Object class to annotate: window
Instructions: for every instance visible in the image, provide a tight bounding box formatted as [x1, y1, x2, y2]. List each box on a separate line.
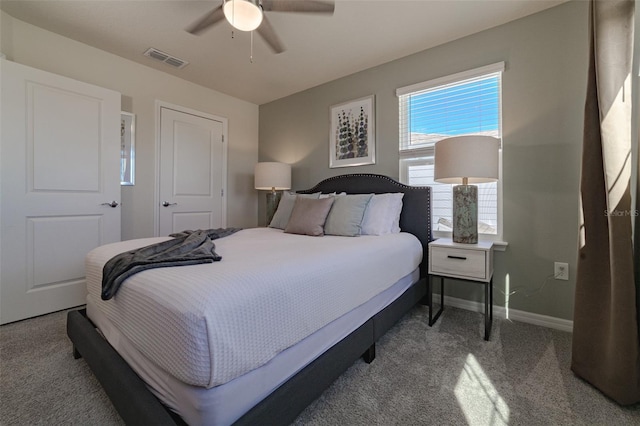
[397, 62, 504, 239]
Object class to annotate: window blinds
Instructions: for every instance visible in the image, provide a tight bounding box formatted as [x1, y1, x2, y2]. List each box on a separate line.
[398, 62, 503, 153]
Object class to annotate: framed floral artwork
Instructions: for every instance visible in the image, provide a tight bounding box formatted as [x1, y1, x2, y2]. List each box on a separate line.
[329, 95, 375, 168]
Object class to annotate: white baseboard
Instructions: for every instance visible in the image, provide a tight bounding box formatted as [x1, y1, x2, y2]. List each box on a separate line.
[434, 294, 573, 332]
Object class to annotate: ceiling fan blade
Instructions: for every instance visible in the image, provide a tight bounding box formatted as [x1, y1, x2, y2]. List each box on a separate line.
[256, 15, 285, 53]
[186, 5, 225, 35]
[261, 0, 335, 14]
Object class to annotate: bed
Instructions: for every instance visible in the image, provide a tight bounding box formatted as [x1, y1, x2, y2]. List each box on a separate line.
[67, 173, 432, 425]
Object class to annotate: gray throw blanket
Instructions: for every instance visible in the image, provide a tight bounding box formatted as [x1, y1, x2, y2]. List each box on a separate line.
[101, 228, 241, 300]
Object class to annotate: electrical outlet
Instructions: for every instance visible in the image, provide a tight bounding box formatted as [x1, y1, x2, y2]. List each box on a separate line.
[554, 262, 569, 280]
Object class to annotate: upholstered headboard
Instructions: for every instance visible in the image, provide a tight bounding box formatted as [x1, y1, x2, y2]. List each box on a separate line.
[298, 174, 433, 276]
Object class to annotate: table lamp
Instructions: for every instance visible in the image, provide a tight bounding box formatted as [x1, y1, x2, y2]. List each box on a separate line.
[255, 162, 291, 225]
[434, 135, 499, 244]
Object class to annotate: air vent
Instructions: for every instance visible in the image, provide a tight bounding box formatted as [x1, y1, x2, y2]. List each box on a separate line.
[143, 48, 189, 69]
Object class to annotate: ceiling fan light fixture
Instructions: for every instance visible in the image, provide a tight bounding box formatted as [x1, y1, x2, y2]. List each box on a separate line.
[223, 0, 263, 32]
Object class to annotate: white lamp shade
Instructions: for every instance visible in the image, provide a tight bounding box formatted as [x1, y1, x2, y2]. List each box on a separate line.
[434, 135, 500, 184]
[254, 162, 291, 190]
[223, 0, 263, 31]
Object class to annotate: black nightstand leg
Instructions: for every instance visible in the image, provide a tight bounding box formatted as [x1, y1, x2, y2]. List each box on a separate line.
[429, 275, 444, 326]
[490, 277, 494, 321]
[484, 278, 493, 341]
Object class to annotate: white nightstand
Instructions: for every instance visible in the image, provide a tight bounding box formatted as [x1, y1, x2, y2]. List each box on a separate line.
[428, 238, 495, 340]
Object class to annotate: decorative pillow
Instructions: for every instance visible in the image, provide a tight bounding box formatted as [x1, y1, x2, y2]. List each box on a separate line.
[269, 192, 320, 229]
[284, 197, 335, 236]
[324, 194, 373, 237]
[361, 193, 404, 235]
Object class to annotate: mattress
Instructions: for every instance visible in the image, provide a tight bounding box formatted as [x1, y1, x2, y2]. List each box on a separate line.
[87, 268, 419, 425]
[85, 228, 422, 388]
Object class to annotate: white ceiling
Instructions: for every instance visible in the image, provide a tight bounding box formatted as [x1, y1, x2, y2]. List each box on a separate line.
[1, 0, 567, 105]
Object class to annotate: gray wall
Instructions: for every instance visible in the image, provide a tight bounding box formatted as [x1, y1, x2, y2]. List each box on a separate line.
[259, 1, 589, 320]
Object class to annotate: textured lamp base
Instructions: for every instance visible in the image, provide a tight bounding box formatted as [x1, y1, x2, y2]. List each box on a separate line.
[265, 191, 282, 225]
[452, 184, 478, 244]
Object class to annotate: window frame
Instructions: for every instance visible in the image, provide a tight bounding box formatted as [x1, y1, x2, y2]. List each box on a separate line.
[397, 62, 505, 243]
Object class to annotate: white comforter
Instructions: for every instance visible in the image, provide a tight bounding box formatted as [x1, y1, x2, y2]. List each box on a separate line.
[85, 228, 422, 389]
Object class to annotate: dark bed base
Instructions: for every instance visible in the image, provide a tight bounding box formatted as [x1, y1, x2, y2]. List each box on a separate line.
[67, 278, 426, 425]
[67, 309, 179, 425]
[67, 173, 432, 425]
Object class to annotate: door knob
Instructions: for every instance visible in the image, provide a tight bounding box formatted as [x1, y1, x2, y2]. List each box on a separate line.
[101, 201, 119, 208]
[162, 201, 177, 207]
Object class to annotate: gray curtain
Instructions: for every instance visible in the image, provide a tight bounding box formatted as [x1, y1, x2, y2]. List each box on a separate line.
[636, 124, 639, 336]
[572, 0, 639, 405]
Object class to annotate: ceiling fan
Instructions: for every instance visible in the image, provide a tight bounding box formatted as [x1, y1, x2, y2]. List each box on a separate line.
[186, 0, 335, 54]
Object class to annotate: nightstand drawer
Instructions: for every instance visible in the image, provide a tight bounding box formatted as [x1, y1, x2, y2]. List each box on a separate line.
[430, 247, 487, 280]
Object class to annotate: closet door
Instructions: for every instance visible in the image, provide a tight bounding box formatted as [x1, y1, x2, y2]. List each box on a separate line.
[158, 106, 226, 236]
[0, 59, 121, 324]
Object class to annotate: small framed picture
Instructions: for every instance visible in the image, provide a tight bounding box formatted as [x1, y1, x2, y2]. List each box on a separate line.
[329, 95, 375, 168]
[120, 112, 135, 186]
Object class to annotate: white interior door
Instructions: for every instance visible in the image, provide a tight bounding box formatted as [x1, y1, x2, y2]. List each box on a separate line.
[0, 59, 121, 324]
[159, 106, 226, 236]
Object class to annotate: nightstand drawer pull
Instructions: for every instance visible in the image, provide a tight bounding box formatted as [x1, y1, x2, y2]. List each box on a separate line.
[447, 255, 467, 260]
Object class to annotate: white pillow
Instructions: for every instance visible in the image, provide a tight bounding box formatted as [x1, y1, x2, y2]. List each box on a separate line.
[269, 192, 320, 229]
[360, 193, 404, 235]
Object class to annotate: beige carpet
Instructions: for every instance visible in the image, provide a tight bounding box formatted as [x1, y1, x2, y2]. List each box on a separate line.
[1, 305, 639, 425]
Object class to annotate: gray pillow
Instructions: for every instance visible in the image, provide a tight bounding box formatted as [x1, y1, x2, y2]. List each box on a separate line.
[284, 197, 335, 236]
[324, 194, 373, 237]
[269, 192, 320, 229]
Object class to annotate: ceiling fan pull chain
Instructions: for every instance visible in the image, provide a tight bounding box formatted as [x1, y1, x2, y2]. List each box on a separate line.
[250, 30, 254, 63]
